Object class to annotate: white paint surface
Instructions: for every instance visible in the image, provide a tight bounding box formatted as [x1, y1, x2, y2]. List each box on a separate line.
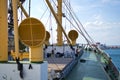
[0, 61, 48, 80]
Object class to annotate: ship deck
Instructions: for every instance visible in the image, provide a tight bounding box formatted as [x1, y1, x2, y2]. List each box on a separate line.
[64, 51, 110, 80]
[45, 57, 73, 72]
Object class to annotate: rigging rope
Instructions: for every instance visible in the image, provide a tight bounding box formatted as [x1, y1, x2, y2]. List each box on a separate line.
[69, 4, 95, 43]
[29, 0, 31, 16]
[63, 0, 95, 47]
[40, 7, 48, 19]
[63, 1, 89, 41]
[64, 0, 102, 50]
[43, 0, 62, 71]
[49, 12, 54, 44]
[51, 0, 57, 8]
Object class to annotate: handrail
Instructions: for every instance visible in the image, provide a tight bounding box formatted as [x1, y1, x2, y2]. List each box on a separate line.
[98, 48, 120, 80]
[59, 49, 84, 79]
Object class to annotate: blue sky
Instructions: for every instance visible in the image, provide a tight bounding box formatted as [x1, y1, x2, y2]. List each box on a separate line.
[22, 0, 120, 45]
[70, 0, 120, 45]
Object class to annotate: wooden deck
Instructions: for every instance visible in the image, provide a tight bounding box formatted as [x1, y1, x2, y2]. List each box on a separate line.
[44, 57, 73, 72]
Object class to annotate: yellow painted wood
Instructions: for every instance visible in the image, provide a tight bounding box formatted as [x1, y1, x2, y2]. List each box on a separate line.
[68, 30, 78, 45]
[44, 31, 50, 45]
[17, 0, 29, 17]
[57, 0, 63, 45]
[0, 0, 8, 61]
[11, 50, 29, 60]
[29, 45, 43, 62]
[12, 0, 19, 58]
[19, 17, 46, 62]
[19, 18, 46, 47]
[46, 0, 71, 45]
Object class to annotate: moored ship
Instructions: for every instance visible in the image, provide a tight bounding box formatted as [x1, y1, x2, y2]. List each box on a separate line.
[0, 0, 120, 80]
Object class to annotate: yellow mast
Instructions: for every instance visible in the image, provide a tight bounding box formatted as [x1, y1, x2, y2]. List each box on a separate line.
[46, 0, 71, 45]
[0, 0, 8, 62]
[57, 0, 63, 45]
[12, 0, 19, 58]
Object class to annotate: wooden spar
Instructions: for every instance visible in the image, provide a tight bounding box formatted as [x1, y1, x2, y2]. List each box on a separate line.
[45, 0, 71, 45]
[17, 0, 29, 17]
[12, 0, 19, 58]
[0, 0, 8, 61]
[57, 0, 63, 45]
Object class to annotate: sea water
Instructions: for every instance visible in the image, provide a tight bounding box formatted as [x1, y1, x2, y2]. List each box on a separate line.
[105, 49, 120, 71]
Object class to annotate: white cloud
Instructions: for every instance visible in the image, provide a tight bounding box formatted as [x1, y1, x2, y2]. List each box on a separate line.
[93, 15, 102, 20]
[84, 20, 120, 32]
[81, 13, 120, 45]
[84, 14, 105, 29]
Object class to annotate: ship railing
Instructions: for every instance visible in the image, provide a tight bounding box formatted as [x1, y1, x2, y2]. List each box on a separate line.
[99, 50, 120, 80]
[118, 72, 120, 80]
[94, 47, 120, 80]
[107, 59, 119, 80]
[59, 49, 84, 80]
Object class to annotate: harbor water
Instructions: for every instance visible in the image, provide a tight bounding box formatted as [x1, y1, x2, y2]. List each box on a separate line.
[105, 49, 120, 71]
